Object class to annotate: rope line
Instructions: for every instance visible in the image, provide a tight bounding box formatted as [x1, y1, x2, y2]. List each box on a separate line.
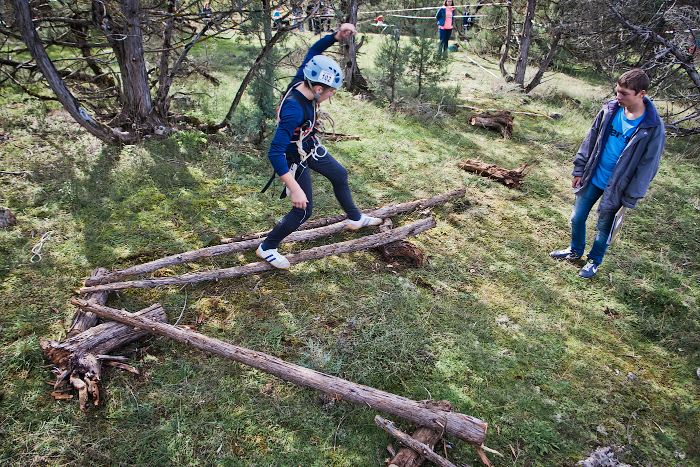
[357, 3, 510, 16]
[30, 231, 55, 263]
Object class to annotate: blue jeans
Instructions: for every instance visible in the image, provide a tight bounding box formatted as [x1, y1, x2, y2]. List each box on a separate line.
[438, 28, 452, 57]
[263, 153, 362, 249]
[570, 184, 616, 266]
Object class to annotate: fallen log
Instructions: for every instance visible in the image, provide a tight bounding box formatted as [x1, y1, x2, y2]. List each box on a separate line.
[79, 217, 436, 294]
[469, 111, 513, 138]
[388, 400, 453, 467]
[222, 188, 465, 242]
[84, 190, 463, 286]
[377, 219, 424, 267]
[41, 303, 166, 411]
[458, 159, 527, 188]
[70, 298, 488, 445]
[66, 267, 109, 338]
[317, 131, 361, 141]
[375, 415, 462, 467]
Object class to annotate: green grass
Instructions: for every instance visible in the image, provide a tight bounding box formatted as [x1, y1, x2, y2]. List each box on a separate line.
[1, 30, 699, 467]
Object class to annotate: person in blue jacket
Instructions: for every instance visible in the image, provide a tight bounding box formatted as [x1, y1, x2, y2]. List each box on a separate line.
[256, 23, 382, 269]
[435, 0, 455, 59]
[550, 69, 665, 278]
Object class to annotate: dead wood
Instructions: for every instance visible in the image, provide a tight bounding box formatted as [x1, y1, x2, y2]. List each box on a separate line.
[222, 188, 466, 242]
[375, 415, 462, 467]
[0, 207, 16, 228]
[389, 400, 453, 467]
[317, 131, 361, 141]
[377, 219, 424, 267]
[458, 159, 527, 188]
[79, 218, 436, 294]
[84, 190, 462, 286]
[41, 303, 166, 411]
[66, 267, 109, 338]
[71, 298, 488, 445]
[469, 111, 514, 138]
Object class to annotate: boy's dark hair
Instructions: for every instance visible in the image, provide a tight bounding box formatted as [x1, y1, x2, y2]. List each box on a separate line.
[617, 69, 650, 94]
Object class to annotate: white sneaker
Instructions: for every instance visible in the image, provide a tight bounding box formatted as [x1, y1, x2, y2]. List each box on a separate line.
[256, 244, 290, 269]
[347, 214, 382, 230]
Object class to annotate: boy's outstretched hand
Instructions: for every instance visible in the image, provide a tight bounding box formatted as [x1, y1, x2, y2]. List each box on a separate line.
[335, 23, 356, 41]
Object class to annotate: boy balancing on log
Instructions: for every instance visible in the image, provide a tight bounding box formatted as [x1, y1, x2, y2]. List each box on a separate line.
[257, 23, 382, 269]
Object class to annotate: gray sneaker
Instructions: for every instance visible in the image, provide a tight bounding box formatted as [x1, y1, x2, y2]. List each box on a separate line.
[550, 247, 581, 261]
[579, 261, 599, 278]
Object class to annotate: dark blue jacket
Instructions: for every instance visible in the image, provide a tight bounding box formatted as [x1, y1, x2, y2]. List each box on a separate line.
[267, 33, 337, 176]
[572, 97, 665, 212]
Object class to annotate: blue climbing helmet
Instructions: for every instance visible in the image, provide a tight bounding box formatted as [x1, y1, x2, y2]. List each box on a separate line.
[303, 55, 343, 88]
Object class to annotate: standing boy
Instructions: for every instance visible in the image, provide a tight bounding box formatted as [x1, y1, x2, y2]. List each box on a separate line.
[550, 69, 665, 278]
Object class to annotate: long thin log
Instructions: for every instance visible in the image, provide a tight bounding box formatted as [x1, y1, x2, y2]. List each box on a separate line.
[375, 416, 463, 467]
[223, 188, 466, 242]
[70, 298, 488, 445]
[459, 159, 527, 188]
[389, 400, 453, 467]
[84, 190, 463, 286]
[79, 218, 436, 294]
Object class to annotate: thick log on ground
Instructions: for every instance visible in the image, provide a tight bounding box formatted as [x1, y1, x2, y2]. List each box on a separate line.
[79, 218, 436, 294]
[71, 298, 488, 445]
[375, 415, 462, 467]
[377, 219, 424, 267]
[469, 111, 513, 138]
[84, 190, 463, 286]
[66, 267, 109, 338]
[41, 303, 166, 411]
[389, 400, 453, 467]
[317, 131, 361, 141]
[459, 159, 527, 188]
[222, 188, 466, 242]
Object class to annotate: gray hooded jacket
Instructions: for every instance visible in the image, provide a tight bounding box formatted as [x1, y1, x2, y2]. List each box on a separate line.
[572, 97, 665, 212]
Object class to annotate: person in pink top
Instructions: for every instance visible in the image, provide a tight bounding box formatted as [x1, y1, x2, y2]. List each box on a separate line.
[435, 0, 455, 59]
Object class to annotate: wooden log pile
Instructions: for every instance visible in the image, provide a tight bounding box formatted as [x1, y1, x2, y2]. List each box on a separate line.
[469, 111, 514, 138]
[459, 158, 527, 188]
[41, 189, 499, 465]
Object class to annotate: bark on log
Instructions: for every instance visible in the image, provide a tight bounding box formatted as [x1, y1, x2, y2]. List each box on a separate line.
[70, 298, 488, 445]
[223, 188, 466, 242]
[459, 159, 527, 188]
[389, 400, 453, 467]
[79, 218, 436, 294]
[84, 190, 463, 286]
[377, 219, 424, 267]
[375, 416, 462, 467]
[66, 267, 109, 338]
[317, 132, 361, 141]
[41, 303, 166, 411]
[468, 111, 514, 138]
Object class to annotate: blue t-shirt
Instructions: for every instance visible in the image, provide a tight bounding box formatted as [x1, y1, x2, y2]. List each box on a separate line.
[592, 107, 645, 189]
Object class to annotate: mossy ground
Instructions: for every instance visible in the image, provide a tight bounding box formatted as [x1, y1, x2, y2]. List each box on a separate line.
[1, 30, 699, 467]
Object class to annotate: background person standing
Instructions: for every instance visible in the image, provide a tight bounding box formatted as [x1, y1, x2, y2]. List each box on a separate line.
[550, 69, 665, 278]
[435, 0, 455, 59]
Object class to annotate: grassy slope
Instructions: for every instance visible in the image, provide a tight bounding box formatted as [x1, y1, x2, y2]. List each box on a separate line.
[1, 31, 699, 466]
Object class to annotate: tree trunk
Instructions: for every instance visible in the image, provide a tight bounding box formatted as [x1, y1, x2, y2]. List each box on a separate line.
[92, 0, 158, 128]
[499, 2, 513, 79]
[78, 218, 437, 293]
[341, 0, 370, 92]
[42, 304, 166, 411]
[514, 0, 537, 86]
[525, 31, 561, 93]
[459, 158, 527, 188]
[388, 400, 453, 467]
[11, 0, 123, 144]
[375, 416, 460, 467]
[71, 298, 489, 445]
[84, 189, 465, 286]
[154, 0, 177, 119]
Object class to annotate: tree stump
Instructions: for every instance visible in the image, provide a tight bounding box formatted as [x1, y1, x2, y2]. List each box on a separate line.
[377, 219, 424, 267]
[469, 111, 514, 138]
[0, 207, 16, 228]
[41, 303, 167, 411]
